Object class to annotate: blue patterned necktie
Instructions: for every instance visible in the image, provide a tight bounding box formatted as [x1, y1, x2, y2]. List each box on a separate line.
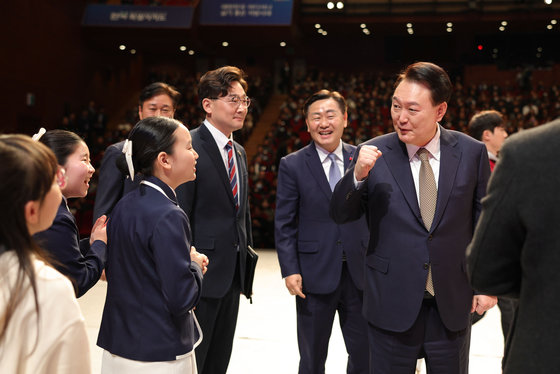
[328, 153, 341, 191]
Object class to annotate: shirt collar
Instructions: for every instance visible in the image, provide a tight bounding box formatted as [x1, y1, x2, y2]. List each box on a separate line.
[487, 151, 498, 162]
[315, 141, 343, 164]
[406, 124, 441, 161]
[144, 175, 178, 204]
[204, 119, 233, 150]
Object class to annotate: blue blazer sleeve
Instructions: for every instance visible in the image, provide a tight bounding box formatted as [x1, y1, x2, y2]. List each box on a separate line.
[274, 156, 302, 278]
[151, 209, 202, 315]
[34, 204, 106, 298]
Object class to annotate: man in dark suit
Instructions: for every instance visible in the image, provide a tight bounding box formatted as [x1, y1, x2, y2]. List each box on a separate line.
[467, 119, 560, 374]
[467, 110, 516, 336]
[176, 66, 253, 374]
[93, 82, 180, 221]
[275, 90, 369, 374]
[330, 62, 497, 373]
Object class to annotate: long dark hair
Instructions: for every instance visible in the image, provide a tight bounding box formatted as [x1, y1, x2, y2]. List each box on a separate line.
[0, 134, 58, 345]
[117, 116, 181, 177]
[39, 129, 83, 166]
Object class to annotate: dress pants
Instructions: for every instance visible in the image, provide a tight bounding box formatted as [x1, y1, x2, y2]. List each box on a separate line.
[296, 262, 369, 374]
[195, 256, 241, 374]
[367, 298, 470, 374]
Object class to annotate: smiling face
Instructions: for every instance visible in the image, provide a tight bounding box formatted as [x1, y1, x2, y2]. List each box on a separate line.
[202, 81, 248, 137]
[306, 98, 347, 153]
[391, 79, 447, 147]
[61, 141, 95, 198]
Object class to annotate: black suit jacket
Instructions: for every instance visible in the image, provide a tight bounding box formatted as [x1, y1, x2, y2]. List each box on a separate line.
[93, 140, 140, 221]
[177, 123, 253, 298]
[467, 119, 560, 374]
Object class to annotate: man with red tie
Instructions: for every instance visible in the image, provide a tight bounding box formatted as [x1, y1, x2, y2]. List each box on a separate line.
[176, 66, 253, 374]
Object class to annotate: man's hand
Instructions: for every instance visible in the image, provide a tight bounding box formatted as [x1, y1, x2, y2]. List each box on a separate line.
[354, 145, 383, 181]
[285, 274, 306, 299]
[471, 295, 498, 315]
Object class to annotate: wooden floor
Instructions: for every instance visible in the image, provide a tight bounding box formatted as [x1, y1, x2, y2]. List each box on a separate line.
[79, 249, 504, 373]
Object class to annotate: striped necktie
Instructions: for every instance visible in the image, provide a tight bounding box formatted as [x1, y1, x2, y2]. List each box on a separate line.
[225, 141, 239, 209]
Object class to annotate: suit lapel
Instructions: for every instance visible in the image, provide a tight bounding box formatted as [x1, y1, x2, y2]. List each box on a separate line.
[383, 134, 422, 223]
[432, 126, 461, 231]
[234, 142, 246, 214]
[342, 143, 354, 173]
[305, 142, 332, 200]
[198, 124, 237, 207]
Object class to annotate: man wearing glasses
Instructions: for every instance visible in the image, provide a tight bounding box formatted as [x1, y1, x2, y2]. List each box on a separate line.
[177, 66, 253, 374]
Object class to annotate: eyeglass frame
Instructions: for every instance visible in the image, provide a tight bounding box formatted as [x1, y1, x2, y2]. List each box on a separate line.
[210, 95, 251, 108]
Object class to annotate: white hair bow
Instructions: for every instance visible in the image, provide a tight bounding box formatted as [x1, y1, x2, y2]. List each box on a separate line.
[31, 127, 46, 141]
[122, 139, 135, 181]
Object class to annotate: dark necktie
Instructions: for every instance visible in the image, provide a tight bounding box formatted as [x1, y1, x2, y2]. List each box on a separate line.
[225, 141, 239, 209]
[417, 148, 437, 296]
[328, 153, 341, 191]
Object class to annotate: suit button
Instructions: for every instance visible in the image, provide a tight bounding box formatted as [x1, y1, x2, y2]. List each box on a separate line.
[346, 192, 352, 200]
[428, 235, 433, 241]
[337, 240, 342, 245]
[423, 263, 429, 270]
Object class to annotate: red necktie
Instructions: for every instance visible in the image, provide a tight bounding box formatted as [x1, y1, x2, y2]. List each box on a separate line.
[225, 141, 239, 209]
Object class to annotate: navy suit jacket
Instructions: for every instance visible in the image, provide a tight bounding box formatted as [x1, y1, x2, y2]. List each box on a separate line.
[275, 141, 369, 294]
[331, 126, 490, 332]
[93, 140, 140, 222]
[97, 176, 203, 361]
[176, 123, 253, 299]
[34, 199, 106, 297]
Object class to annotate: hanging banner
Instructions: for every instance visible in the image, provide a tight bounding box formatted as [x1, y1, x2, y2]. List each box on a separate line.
[199, 0, 293, 26]
[82, 4, 194, 28]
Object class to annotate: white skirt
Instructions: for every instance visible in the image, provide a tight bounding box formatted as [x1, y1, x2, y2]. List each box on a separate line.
[101, 350, 197, 374]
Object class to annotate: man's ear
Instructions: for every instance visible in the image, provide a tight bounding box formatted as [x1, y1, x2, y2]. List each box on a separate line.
[482, 129, 492, 141]
[25, 200, 39, 227]
[202, 98, 213, 115]
[138, 105, 144, 120]
[436, 102, 448, 122]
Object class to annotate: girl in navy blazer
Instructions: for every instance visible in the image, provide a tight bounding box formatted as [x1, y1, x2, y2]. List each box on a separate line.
[97, 116, 207, 373]
[34, 130, 107, 297]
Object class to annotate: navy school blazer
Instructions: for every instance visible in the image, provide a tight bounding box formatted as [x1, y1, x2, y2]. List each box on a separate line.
[34, 199, 106, 297]
[97, 176, 203, 362]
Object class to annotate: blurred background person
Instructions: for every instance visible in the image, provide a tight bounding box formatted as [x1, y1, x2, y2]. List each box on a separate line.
[93, 82, 181, 221]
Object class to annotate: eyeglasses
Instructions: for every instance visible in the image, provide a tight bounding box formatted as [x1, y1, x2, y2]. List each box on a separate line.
[212, 95, 251, 108]
[56, 167, 67, 189]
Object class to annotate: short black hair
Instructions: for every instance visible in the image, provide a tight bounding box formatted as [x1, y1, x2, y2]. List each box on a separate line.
[395, 62, 452, 105]
[468, 110, 504, 141]
[139, 82, 181, 109]
[198, 66, 248, 110]
[302, 89, 347, 118]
